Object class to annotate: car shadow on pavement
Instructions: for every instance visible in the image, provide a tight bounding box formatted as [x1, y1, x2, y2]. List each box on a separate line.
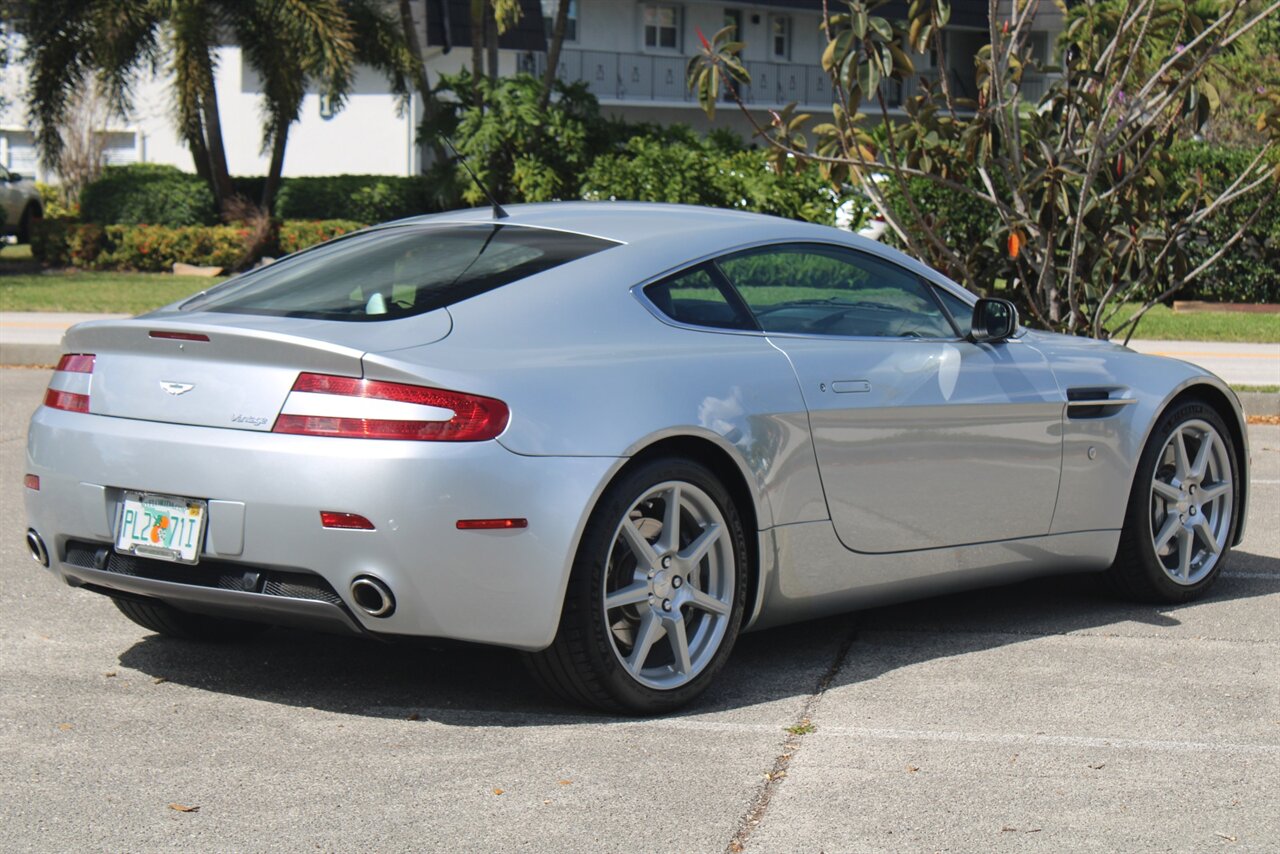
[115, 554, 1279, 725]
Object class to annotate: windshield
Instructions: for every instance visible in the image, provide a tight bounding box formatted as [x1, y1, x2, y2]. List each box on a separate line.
[182, 223, 618, 321]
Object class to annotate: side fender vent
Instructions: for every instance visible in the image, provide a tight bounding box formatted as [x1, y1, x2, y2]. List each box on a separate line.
[1066, 387, 1137, 419]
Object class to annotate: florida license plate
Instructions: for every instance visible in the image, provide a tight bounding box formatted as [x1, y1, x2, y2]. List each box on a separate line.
[116, 493, 207, 564]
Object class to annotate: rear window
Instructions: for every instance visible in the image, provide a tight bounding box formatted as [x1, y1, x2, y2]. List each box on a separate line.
[181, 223, 618, 321]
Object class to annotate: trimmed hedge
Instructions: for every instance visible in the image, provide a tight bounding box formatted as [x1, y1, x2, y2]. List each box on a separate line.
[76, 164, 434, 227]
[32, 219, 366, 271]
[79, 164, 217, 227]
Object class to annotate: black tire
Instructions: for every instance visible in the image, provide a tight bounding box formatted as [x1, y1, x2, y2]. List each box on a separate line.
[16, 203, 41, 245]
[112, 596, 269, 642]
[526, 457, 749, 714]
[1108, 399, 1240, 603]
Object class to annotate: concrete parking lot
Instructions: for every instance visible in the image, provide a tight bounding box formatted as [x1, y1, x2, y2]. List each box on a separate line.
[1, 365, 1277, 852]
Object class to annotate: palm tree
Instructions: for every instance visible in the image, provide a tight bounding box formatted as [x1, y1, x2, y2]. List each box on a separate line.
[23, 0, 418, 216]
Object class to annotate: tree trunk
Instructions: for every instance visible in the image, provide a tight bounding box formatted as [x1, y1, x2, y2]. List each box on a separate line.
[398, 0, 448, 164]
[184, 114, 213, 186]
[485, 3, 499, 80]
[539, 0, 571, 108]
[470, 0, 486, 83]
[196, 70, 235, 216]
[261, 122, 289, 214]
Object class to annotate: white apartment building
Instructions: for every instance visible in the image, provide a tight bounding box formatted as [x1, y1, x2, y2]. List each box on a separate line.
[0, 0, 1060, 181]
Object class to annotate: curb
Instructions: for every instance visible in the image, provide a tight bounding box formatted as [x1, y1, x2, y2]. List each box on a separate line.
[1238, 391, 1280, 417]
[0, 342, 59, 367]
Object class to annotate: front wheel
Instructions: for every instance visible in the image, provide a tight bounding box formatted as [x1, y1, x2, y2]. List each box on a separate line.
[1108, 400, 1239, 602]
[527, 457, 748, 714]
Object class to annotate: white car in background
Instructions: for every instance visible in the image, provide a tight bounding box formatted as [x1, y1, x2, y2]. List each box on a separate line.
[0, 164, 44, 244]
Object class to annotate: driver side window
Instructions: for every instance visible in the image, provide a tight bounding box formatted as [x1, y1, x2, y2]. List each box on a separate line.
[715, 244, 955, 338]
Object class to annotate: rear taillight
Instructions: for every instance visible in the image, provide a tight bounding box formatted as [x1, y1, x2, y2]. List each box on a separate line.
[273, 373, 509, 441]
[44, 354, 95, 413]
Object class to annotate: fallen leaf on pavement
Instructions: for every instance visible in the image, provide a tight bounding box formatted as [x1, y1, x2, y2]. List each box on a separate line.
[906, 765, 919, 773]
[1216, 833, 1237, 842]
[152, 676, 167, 684]
[1089, 762, 1106, 770]
[406, 712, 420, 721]
[56, 723, 72, 731]
[104, 671, 117, 678]
[492, 788, 504, 796]
[558, 779, 572, 785]
[168, 803, 199, 813]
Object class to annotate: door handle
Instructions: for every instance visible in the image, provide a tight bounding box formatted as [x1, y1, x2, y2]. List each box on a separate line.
[831, 380, 872, 394]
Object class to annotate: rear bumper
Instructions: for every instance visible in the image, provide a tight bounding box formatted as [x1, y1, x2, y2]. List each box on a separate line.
[25, 407, 620, 650]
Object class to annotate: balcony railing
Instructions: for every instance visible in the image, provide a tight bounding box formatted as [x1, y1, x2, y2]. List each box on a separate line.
[528, 49, 1044, 109]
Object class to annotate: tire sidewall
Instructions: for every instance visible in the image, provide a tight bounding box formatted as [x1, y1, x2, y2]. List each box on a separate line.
[569, 457, 749, 714]
[1126, 400, 1239, 600]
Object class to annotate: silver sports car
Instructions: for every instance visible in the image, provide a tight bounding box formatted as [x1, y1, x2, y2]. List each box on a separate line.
[23, 203, 1248, 713]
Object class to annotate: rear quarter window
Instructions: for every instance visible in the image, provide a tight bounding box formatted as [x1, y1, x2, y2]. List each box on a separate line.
[182, 223, 618, 321]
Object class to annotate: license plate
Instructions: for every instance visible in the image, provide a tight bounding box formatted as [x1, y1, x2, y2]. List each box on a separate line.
[116, 493, 207, 564]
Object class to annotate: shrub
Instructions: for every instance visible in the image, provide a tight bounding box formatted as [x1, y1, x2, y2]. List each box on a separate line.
[581, 128, 838, 225]
[279, 176, 433, 222]
[31, 219, 364, 270]
[278, 220, 366, 255]
[79, 164, 217, 227]
[1166, 142, 1279, 304]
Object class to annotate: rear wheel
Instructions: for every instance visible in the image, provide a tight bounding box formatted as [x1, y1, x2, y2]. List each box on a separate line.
[1108, 400, 1239, 602]
[16, 203, 41, 245]
[112, 597, 269, 641]
[527, 457, 748, 714]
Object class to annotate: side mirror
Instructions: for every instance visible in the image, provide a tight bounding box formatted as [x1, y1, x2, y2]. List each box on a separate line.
[970, 298, 1018, 343]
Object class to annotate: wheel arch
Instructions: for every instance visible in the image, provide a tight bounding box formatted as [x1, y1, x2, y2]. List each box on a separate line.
[1147, 379, 1250, 546]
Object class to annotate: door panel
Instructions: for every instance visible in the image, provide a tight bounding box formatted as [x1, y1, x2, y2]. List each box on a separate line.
[774, 336, 1063, 553]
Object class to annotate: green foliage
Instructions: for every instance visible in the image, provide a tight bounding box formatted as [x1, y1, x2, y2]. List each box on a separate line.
[31, 218, 363, 271]
[691, 0, 1280, 336]
[582, 127, 838, 224]
[1166, 142, 1280, 303]
[278, 219, 365, 255]
[35, 182, 78, 219]
[276, 177, 433, 223]
[79, 164, 217, 227]
[423, 71, 618, 205]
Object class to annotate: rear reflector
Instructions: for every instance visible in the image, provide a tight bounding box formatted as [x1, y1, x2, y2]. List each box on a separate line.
[23, 474, 40, 491]
[55, 354, 95, 373]
[150, 331, 210, 342]
[274, 373, 509, 441]
[456, 518, 528, 530]
[320, 512, 376, 530]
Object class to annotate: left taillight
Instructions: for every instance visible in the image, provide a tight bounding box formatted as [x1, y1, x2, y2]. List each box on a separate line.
[43, 353, 95, 413]
[272, 373, 509, 441]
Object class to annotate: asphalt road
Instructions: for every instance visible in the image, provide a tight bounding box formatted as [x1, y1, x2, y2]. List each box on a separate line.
[2, 366, 1277, 853]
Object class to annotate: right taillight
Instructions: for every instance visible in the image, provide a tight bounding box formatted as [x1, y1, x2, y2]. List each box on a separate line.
[273, 373, 509, 441]
[44, 353, 95, 413]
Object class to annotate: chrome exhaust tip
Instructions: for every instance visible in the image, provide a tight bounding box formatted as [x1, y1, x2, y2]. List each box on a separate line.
[349, 575, 395, 618]
[26, 529, 49, 567]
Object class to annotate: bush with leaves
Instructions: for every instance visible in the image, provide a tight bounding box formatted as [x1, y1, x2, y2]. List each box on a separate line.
[32, 219, 364, 270]
[582, 126, 839, 224]
[79, 164, 217, 227]
[423, 71, 619, 205]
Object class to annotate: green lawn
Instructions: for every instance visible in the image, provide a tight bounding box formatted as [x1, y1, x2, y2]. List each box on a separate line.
[0, 270, 223, 314]
[1111, 303, 1279, 343]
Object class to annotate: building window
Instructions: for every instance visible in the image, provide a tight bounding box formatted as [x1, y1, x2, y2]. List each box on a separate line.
[541, 0, 577, 43]
[644, 5, 680, 50]
[724, 8, 742, 37]
[770, 16, 790, 60]
[1028, 31, 1049, 64]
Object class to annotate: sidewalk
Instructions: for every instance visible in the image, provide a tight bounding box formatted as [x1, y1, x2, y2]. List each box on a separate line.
[1, 311, 1276, 409]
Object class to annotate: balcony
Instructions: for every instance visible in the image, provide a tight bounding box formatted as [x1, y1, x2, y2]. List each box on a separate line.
[529, 49, 1015, 111]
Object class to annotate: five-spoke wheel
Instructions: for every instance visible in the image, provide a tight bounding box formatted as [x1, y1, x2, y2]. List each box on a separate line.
[527, 457, 747, 714]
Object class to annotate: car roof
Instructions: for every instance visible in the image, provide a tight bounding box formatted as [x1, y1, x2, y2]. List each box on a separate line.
[390, 201, 842, 246]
